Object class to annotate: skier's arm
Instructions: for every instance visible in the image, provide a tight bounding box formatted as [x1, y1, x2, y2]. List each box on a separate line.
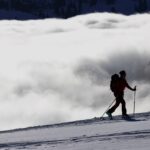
[126, 82, 136, 91]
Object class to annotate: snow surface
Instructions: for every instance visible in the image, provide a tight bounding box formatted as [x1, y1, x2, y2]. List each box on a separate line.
[0, 112, 150, 149]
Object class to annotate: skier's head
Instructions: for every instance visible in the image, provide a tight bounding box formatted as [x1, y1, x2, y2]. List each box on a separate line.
[119, 70, 126, 77]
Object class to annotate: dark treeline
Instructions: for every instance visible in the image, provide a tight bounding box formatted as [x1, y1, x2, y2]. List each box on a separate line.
[0, 0, 149, 19]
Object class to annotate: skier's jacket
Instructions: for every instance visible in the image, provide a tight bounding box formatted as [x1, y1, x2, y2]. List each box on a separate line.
[118, 78, 128, 92]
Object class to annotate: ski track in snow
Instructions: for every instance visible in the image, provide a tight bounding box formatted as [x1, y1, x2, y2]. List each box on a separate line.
[1, 129, 150, 149]
[0, 112, 150, 150]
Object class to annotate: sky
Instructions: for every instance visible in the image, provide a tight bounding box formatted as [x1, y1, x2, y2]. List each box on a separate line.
[0, 13, 150, 130]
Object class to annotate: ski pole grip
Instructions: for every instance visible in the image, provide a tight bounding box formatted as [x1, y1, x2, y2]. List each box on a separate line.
[134, 86, 136, 91]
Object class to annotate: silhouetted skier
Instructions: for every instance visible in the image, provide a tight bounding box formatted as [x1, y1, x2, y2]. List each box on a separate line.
[107, 70, 136, 119]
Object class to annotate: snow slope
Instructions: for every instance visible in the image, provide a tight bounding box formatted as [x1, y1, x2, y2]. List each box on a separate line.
[0, 112, 150, 150]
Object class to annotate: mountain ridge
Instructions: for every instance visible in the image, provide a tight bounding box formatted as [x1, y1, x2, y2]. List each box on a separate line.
[0, 0, 150, 20]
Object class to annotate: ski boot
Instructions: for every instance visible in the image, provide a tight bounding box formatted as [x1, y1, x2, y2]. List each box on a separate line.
[106, 111, 113, 120]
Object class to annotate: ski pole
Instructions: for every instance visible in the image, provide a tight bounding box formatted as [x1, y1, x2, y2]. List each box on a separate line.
[100, 99, 115, 120]
[133, 86, 136, 117]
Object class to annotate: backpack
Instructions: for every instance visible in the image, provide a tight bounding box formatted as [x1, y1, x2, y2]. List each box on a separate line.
[110, 74, 119, 92]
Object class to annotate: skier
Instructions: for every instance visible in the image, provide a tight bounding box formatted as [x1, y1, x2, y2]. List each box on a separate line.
[107, 70, 136, 119]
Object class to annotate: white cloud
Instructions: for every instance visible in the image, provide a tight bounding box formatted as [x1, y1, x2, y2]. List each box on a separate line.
[0, 13, 150, 130]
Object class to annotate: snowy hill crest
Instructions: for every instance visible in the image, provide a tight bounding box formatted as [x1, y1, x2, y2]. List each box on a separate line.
[0, 112, 150, 150]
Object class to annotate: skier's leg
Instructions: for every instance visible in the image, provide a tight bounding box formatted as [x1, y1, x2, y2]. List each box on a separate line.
[107, 98, 120, 114]
[121, 98, 131, 119]
[120, 94, 127, 115]
[121, 99, 127, 115]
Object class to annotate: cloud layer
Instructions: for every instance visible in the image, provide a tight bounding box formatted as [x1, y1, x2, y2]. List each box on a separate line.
[0, 13, 150, 130]
[76, 50, 150, 84]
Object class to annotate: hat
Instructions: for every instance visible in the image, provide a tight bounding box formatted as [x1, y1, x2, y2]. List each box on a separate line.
[119, 70, 126, 75]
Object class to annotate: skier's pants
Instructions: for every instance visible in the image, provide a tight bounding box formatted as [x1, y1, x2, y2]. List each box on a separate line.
[108, 92, 127, 115]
